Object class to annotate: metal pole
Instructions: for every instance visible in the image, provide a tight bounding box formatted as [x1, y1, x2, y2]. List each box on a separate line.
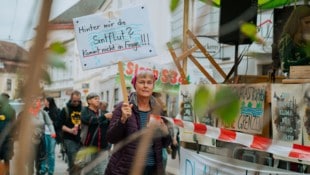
[234, 43, 239, 78]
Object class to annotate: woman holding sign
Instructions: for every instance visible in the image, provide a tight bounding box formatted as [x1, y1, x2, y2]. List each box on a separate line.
[105, 69, 171, 175]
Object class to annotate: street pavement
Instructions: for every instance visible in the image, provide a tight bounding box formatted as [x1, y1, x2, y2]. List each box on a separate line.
[10, 143, 179, 175]
[166, 153, 180, 175]
[54, 145, 68, 175]
[10, 143, 68, 175]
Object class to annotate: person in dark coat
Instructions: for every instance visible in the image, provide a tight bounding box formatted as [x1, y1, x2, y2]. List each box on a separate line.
[80, 92, 110, 174]
[105, 69, 171, 175]
[58, 90, 82, 175]
[0, 93, 16, 175]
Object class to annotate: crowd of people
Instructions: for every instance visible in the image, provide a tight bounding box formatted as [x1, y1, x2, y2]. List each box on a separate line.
[0, 69, 179, 175]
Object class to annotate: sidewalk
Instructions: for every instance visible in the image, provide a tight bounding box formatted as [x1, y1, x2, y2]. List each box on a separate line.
[166, 153, 180, 175]
[54, 144, 68, 175]
[10, 142, 179, 175]
[10, 143, 68, 175]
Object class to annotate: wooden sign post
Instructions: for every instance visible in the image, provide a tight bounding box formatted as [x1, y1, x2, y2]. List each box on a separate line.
[118, 61, 128, 103]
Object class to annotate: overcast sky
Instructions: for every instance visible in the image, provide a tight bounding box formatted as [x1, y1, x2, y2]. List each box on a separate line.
[0, 0, 78, 46]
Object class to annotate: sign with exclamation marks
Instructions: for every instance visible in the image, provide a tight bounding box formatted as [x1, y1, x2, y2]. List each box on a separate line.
[140, 33, 150, 46]
[73, 5, 157, 70]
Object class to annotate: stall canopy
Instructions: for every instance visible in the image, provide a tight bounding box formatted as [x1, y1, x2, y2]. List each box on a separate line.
[210, 0, 297, 9]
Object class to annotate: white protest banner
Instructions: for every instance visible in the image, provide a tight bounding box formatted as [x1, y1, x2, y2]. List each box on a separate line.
[73, 5, 156, 70]
[180, 147, 301, 175]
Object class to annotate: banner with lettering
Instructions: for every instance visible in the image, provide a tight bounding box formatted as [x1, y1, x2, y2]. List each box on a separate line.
[217, 84, 266, 134]
[73, 5, 156, 70]
[116, 61, 183, 94]
[180, 147, 296, 175]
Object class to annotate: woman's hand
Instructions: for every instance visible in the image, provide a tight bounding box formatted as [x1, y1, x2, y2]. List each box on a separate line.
[104, 112, 113, 120]
[51, 133, 56, 138]
[148, 116, 169, 135]
[120, 102, 133, 124]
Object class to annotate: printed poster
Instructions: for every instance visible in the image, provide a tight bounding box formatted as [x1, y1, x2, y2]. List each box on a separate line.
[73, 5, 156, 70]
[220, 84, 267, 134]
[271, 84, 303, 144]
[178, 84, 216, 146]
[302, 84, 310, 146]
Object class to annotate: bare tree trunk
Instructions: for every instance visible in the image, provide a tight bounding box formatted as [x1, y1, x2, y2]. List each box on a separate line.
[14, 0, 52, 174]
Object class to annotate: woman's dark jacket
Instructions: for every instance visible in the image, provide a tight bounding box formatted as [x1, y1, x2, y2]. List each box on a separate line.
[105, 93, 171, 175]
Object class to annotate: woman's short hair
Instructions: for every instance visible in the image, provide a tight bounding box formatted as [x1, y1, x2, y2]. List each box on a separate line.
[131, 68, 158, 89]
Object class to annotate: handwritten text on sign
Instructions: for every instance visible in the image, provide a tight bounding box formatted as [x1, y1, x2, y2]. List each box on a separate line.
[221, 84, 266, 134]
[73, 5, 156, 70]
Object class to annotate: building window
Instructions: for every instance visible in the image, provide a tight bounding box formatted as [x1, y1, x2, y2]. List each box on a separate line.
[114, 88, 119, 104]
[6, 79, 12, 91]
[106, 90, 109, 103]
[101, 91, 104, 100]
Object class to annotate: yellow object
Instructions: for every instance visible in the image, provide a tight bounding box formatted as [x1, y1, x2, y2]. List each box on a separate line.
[0, 115, 6, 120]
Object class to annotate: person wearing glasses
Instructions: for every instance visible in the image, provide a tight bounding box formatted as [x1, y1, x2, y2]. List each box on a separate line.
[105, 69, 171, 175]
[58, 90, 82, 175]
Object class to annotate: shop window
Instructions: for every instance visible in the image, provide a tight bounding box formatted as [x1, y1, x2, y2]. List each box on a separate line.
[101, 91, 104, 100]
[6, 79, 12, 91]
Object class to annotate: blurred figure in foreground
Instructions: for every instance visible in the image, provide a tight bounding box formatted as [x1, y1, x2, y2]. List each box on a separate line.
[17, 96, 56, 175]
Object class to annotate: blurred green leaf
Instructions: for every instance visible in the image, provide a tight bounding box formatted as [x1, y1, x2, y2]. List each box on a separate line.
[49, 42, 67, 54]
[47, 54, 66, 69]
[240, 23, 265, 44]
[42, 69, 52, 85]
[213, 86, 240, 125]
[75, 147, 98, 162]
[193, 85, 212, 118]
[170, 0, 180, 12]
[240, 23, 257, 40]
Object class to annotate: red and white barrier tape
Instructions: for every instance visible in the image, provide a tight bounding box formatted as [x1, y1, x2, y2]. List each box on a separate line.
[152, 115, 310, 161]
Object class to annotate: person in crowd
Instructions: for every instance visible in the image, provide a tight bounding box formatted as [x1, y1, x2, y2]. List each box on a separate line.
[278, 5, 310, 75]
[99, 101, 109, 113]
[80, 93, 111, 174]
[105, 69, 171, 175]
[58, 90, 82, 174]
[40, 96, 60, 175]
[152, 92, 168, 172]
[18, 95, 56, 175]
[99, 101, 113, 120]
[0, 93, 16, 175]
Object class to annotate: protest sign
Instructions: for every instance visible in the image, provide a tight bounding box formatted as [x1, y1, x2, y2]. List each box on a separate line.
[73, 5, 156, 70]
[116, 61, 182, 94]
[271, 84, 303, 144]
